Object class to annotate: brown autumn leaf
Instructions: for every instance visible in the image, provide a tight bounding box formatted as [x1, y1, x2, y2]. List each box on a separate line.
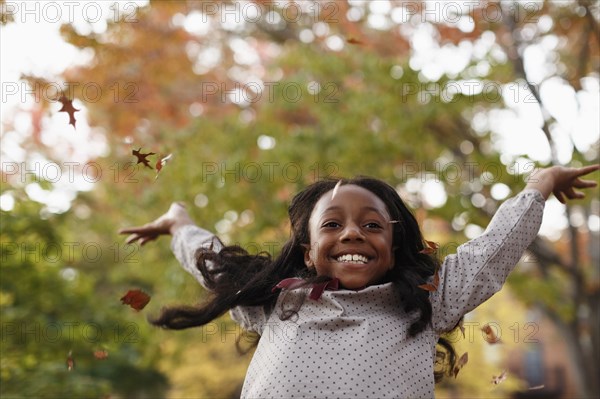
[418, 269, 440, 292]
[120, 289, 151, 311]
[481, 323, 502, 344]
[66, 350, 75, 371]
[93, 350, 109, 360]
[132, 147, 155, 169]
[491, 370, 508, 385]
[453, 352, 468, 378]
[57, 95, 79, 128]
[347, 37, 365, 45]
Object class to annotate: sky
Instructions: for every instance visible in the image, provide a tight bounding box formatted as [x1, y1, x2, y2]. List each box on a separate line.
[1, 0, 598, 238]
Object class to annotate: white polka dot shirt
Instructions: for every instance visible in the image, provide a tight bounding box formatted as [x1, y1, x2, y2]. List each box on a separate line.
[171, 189, 545, 398]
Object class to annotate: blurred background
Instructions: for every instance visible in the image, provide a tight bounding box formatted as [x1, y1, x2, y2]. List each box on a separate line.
[1, 0, 598, 398]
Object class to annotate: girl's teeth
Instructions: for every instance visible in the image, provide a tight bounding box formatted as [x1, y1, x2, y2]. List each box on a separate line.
[336, 254, 368, 263]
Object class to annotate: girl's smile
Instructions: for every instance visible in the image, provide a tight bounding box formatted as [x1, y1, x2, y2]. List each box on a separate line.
[304, 184, 395, 289]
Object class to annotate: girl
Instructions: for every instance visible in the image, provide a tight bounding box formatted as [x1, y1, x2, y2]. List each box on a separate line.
[121, 165, 598, 398]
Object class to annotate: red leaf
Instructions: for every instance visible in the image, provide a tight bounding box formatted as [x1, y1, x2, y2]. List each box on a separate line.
[491, 370, 507, 385]
[132, 147, 155, 169]
[453, 352, 468, 378]
[424, 240, 439, 249]
[417, 282, 437, 291]
[120, 289, 151, 311]
[155, 153, 172, 179]
[93, 350, 109, 360]
[57, 96, 79, 128]
[418, 269, 440, 292]
[481, 324, 502, 344]
[66, 350, 75, 371]
[419, 240, 439, 254]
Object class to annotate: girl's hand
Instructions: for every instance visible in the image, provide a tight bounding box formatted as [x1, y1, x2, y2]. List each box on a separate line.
[119, 202, 195, 246]
[526, 164, 599, 203]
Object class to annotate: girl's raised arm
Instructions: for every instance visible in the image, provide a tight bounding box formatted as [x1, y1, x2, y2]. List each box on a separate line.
[431, 164, 598, 333]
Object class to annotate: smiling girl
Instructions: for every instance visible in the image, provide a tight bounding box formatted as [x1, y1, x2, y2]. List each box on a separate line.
[121, 165, 598, 398]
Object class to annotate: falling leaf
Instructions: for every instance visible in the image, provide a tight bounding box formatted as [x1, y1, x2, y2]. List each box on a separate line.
[491, 370, 507, 385]
[331, 180, 342, 200]
[155, 153, 172, 179]
[57, 96, 79, 128]
[347, 38, 365, 45]
[481, 324, 502, 344]
[66, 350, 75, 371]
[424, 240, 439, 250]
[418, 269, 440, 292]
[120, 289, 151, 311]
[419, 240, 439, 254]
[93, 350, 109, 360]
[453, 352, 468, 378]
[132, 148, 155, 169]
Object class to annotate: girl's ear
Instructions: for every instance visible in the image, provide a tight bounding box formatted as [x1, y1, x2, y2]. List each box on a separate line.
[301, 244, 314, 268]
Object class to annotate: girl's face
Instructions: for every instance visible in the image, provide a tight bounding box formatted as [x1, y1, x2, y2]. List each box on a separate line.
[304, 184, 395, 289]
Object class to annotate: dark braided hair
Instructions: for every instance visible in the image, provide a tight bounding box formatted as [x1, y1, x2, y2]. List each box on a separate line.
[151, 177, 457, 381]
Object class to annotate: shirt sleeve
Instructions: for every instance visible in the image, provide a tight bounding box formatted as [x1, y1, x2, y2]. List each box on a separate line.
[170, 224, 223, 289]
[431, 189, 545, 333]
[170, 224, 269, 333]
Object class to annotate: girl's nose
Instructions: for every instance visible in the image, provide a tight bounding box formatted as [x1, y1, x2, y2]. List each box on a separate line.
[340, 224, 365, 242]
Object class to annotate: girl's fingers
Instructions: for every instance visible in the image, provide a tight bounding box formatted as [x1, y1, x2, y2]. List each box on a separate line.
[568, 165, 599, 183]
[139, 235, 158, 246]
[554, 186, 587, 203]
[576, 164, 600, 176]
[570, 165, 599, 179]
[120, 223, 161, 235]
[565, 188, 584, 200]
[573, 178, 598, 188]
[125, 233, 141, 244]
[553, 190, 565, 204]
[119, 226, 151, 235]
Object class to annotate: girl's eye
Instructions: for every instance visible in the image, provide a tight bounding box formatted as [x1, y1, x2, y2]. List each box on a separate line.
[322, 221, 341, 228]
[365, 222, 382, 229]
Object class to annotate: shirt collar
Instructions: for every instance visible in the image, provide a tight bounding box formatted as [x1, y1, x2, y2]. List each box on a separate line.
[273, 277, 371, 300]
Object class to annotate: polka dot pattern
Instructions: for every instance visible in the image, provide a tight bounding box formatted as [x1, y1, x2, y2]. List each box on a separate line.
[172, 189, 545, 398]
